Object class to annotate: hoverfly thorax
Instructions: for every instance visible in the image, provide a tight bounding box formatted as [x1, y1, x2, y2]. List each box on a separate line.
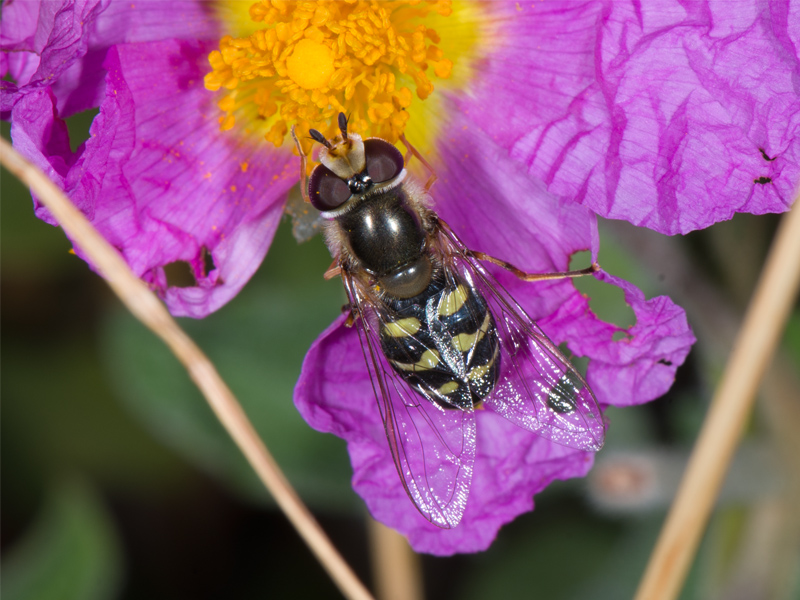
[305, 116, 430, 299]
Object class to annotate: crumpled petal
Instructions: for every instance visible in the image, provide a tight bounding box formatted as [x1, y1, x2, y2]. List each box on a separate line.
[0, 0, 42, 50]
[4, 0, 284, 317]
[103, 41, 296, 316]
[294, 111, 694, 554]
[1, 0, 219, 116]
[1, 0, 109, 114]
[11, 39, 296, 317]
[9, 90, 76, 204]
[434, 112, 696, 406]
[459, 0, 800, 234]
[543, 271, 697, 407]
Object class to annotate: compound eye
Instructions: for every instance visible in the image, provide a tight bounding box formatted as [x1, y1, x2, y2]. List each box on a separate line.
[308, 165, 351, 211]
[364, 139, 404, 183]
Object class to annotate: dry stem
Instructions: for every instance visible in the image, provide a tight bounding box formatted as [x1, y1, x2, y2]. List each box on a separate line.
[634, 197, 800, 600]
[0, 137, 374, 600]
[368, 518, 424, 600]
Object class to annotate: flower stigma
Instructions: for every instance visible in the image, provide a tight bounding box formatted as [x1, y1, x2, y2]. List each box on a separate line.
[204, 0, 458, 152]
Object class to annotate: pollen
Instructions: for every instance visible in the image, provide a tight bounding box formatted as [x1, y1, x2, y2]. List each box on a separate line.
[287, 39, 334, 90]
[205, 0, 456, 149]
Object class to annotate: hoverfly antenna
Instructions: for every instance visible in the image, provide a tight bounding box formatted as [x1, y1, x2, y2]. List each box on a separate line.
[338, 112, 348, 138]
[309, 129, 332, 149]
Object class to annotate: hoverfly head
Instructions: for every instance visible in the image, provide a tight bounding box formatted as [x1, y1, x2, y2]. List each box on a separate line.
[307, 113, 405, 212]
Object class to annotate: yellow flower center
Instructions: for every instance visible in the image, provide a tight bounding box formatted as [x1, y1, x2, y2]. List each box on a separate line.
[204, 0, 457, 150]
[286, 39, 334, 89]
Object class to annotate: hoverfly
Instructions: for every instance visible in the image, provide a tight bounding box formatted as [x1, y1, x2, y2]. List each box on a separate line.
[291, 114, 605, 528]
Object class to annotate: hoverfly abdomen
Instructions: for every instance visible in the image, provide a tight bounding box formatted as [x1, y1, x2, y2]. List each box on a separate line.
[546, 373, 582, 414]
[379, 272, 501, 410]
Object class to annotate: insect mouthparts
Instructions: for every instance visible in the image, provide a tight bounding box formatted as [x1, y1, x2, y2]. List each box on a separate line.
[348, 172, 373, 194]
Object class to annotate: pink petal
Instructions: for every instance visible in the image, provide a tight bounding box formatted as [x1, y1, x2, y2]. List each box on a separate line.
[102, 40, 295, 317]
[433, 110, 695, 408]
[294, 316, 595, 555]
[461, 0, 800, 234]
[1, 0, 220, 116]
[10, 39, 296, 317]
[542, 271, 696, 407]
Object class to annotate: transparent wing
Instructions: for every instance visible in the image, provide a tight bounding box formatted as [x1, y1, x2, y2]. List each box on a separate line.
[285, 186, 325, 242]
[342, 270, 476, 528]
[436, 225, 606, 452]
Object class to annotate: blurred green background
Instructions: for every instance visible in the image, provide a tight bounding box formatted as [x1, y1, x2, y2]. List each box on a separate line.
[2, 112, 799, 600]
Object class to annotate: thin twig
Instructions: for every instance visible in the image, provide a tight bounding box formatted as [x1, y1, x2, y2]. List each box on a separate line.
[0, 137, 374, 600]
[367, 517, 424, 600]
[634, 197, 800, 600]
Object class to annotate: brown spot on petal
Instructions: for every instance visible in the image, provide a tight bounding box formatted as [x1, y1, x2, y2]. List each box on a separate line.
[201, 247, 216, 277]
[758, 148, 776, 162]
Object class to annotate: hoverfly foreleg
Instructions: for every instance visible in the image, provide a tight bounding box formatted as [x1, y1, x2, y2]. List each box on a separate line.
[469, 251, 600, 282]
[400, 133, 438, 192]
[341, 304, 356, 327]
[290, 125, 311, 204]
[324, 259, 342, 280]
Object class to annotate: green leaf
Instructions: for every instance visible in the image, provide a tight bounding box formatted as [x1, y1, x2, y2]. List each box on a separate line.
[2, 481, 122, 600]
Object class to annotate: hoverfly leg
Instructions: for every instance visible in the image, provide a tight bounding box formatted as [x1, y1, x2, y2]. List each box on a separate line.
[469, 251, 600, 282]
[400, 133, 438, 192]
[324, 259, 342, 280]
[436, 217, 599, 281]
[290, 125, 311, 204]
[341, 304, 356, 327]
[424, 173, 438, 193]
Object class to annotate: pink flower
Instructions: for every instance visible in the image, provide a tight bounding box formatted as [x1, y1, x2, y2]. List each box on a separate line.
[3, 0, 296, 316]
[467, 1, 800, 235]
[4, 0, 795, 554]
[295, 115, 694, 553]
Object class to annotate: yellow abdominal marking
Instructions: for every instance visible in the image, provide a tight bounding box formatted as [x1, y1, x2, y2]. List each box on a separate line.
[451, 312, 491, 351]
[205, 0, 455, 148]
[438, 285, 468, 317]
[467, 345, 499, 381]
[383, 317, 422, 337]
[437, 381, 460, 395]
[392, 349, 440, 372]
